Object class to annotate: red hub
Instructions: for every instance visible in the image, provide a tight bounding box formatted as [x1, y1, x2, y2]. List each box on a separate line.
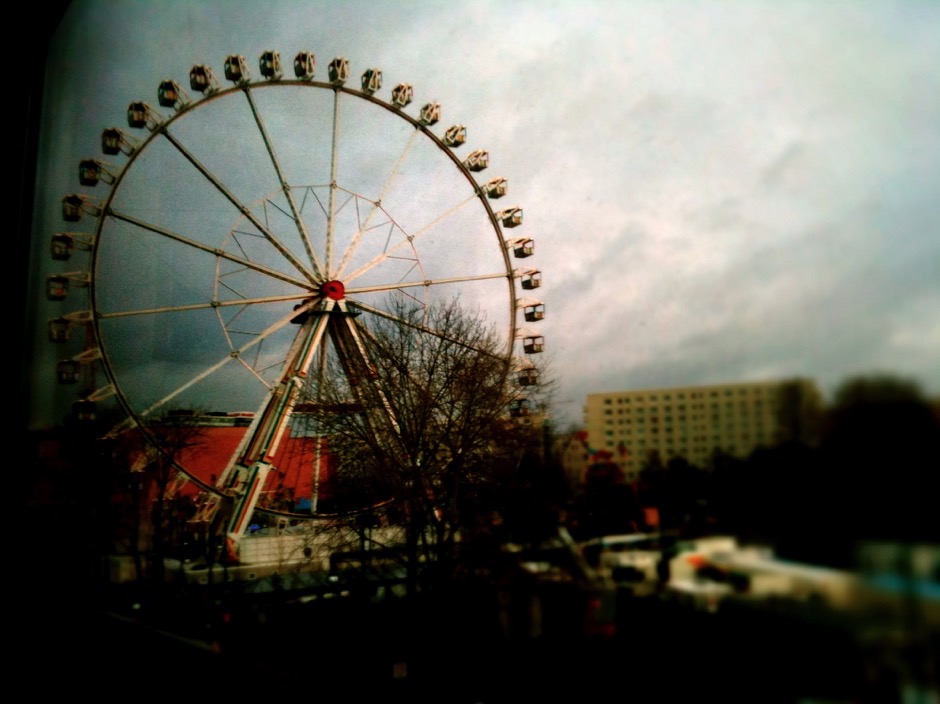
[321, 280, 345, 301]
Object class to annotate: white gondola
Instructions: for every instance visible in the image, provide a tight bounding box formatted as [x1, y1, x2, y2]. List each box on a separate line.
[50, 232, 94, 261]
[224, 55, 250, 83]
[189, 65, 220, 94]
[328, 57, 349, 84]
[419, 102, 440, 126]
[101, 128, 122, 155]
[126, 101, 160, 130]
[259, 51, 282, 80]
[497, 207, 523, 228]
[57, 360, 80, 385]
[61, 195, 82, 222]
[61, 194, 100, 222]
[101, 127, 138, 156]
[47, 272, 90, 301]
[522, 301, 545, 322]
[517, 368, 539, 386]
[78, 159, 116, 187]
[47, 275, 68, 301]
[521, 269, 541, 290]
[51, 234, 72, 261]
[361, 68, 382, 95]
[483, 177, 508, 199]
[463, 150, 488, 172]
[72, 399, 96, 422]
[158, 79, 189, 109]
[48, 311, 92, 342]
[47, 317, 71, 343]
[509, 237, 534, 259]
[443, 125, 466, 148]
[523, 335, 544, 354]
[391, 83, 413, 108]
[293, 51, 316, 79]
[78, 159, 101, 186]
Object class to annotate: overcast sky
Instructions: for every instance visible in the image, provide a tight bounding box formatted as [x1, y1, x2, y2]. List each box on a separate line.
[27, 0, 940, 430]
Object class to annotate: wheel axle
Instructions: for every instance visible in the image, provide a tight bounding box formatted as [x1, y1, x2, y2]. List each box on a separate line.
[321, 280, 345, 300]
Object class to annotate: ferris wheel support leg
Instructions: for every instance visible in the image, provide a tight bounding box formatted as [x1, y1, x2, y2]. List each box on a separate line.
[219, 302, 334, 561]
[224, 459, 273, 561]
[336, 307, 402, 436]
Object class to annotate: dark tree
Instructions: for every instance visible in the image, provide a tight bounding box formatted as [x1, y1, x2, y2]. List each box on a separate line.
[313, 299, 547, 595]
[638, 454, 710, 538]
[106, 410, 207, 583]
[774, 378, 824, 446]
[817, 375, 940, 554]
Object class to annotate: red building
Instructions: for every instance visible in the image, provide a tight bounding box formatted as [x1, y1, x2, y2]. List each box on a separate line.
[170, 424, 334, 511]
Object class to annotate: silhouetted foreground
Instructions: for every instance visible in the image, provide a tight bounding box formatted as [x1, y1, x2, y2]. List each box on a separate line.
[25, 580, 933, 703]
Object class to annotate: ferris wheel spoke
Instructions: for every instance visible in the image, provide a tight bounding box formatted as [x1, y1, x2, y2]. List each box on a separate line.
[335, 129, 420, 279]
[108, 209, 312, 290]
[325, 89, 341, 274]
[328, 305, 403, 439]
[160, 129, 317, 285]
[343, 194, 477, 283]
[135, 303, 309, 419]
[138, 355, 239, 420]
[243, 87, 325, 278]
[97, 292, 310, 319]
[345, 270, 512, 296]
[347, 299, 502, 357]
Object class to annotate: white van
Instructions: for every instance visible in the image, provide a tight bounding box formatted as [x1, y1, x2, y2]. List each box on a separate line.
[581, 533, 663, 594]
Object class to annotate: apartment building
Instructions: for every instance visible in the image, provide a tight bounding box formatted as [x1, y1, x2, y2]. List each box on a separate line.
[584, 378, 821, 482]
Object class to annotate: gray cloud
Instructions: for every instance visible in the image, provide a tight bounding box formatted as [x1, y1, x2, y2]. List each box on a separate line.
[29, 1, 940, 431]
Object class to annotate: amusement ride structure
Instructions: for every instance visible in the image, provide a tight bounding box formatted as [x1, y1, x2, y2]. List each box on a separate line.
[46, 50, 544, 576]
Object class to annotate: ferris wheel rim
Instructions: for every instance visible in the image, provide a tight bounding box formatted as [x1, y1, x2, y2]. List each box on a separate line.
[72, 62, 532, 518]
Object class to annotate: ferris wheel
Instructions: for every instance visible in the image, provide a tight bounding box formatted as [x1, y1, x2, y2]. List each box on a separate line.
[47, 51, 544, 553]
